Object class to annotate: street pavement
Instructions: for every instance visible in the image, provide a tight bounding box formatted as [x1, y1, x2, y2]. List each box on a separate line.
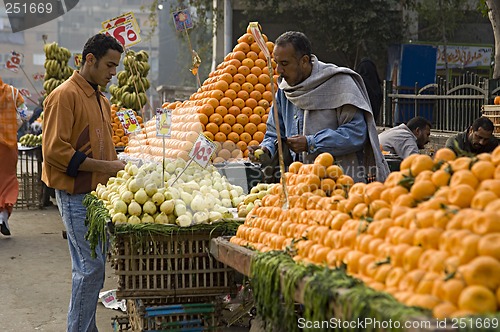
[0, 206, 121, 331]
[0, 205, 252, 332]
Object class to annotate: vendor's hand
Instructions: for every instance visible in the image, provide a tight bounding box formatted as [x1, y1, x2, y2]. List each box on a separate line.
[106, 159, 126, 176]
[248, 145, 270, 163]
[286, 135, 308, 153]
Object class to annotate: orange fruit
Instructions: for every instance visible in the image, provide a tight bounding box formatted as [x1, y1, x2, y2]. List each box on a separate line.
[200, 103, 214, 117]
[238, 65, 250, 76]
[241, 58, 254, 68]
[253, 106, 266, 116]
[246, 73, 259, 85]
[220, 73, 233, 84]
[245, 98, 258, 109]
[254, 58, 267, 69]
[214, 131, 227, 142]
[205, 123, 219, 135]
[257, 123, 267, 132]
[225, 89, 237, 100]
[241, 82, 254, 93]
[241, 107, 253, 117]
[224, 65, 238, 75]
[232, 50, 246, 61]
[253, 131, 265, 143]
[215, 105, 228, 117]
[237, 90, 249, 101]
[458, 285, 497, 314]
[206, 98, 220, 109]
[227, 132, 240, 143]
[198, 113, 209, 125]
[232, 123, 244, 135]
[209, 113, 223, 126]
[219, 123, 232, 136]
[234, 42, 250, 53]
[249, 114, 262, 125]
[215, 80, 229, 92]
[258, 73, 271, 85]
[240, 132, 252, 144]
[314, 153, 334, 167]
[233, 73, 246, 85]
[262, 91, 273, 103]
[219, 97, 233, 109]
[245, 122, 258, 135]
[227, 106, 241, 117]
[434, 147, 456, 163]
[236, 140, 247, 151]
[247, 51, 259, 62]
[237, 33, 254, 44]
[229, 82, 241, 92]
[236, 114, 249, 126]
[203, 131, 214, 140]
[232, 98, 246, 109]
[261, 114, 268, 123]
[211, 89, 224, 100]
[250, 90, 262, 101]
[471, 160, 495, 181]
[254, 83, 266, 94]
[223, 114, 236, 126]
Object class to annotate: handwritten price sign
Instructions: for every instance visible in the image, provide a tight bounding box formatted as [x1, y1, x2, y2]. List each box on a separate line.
[5, 51, 23, 73]
[188, 133, 216, 168]
[101, 19, 141, 48]
[116, 109, 141, 135]
[73, 53, 82, 69]
[155, 108, 172, 137]
[102, 12, 140, 32]
[19, 88, 31, 98]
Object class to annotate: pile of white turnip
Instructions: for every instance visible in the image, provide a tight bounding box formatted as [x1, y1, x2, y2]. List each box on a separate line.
[93, 160, 246, 227]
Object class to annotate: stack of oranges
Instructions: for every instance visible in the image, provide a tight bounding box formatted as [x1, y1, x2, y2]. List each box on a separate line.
[124, 26, 278, 162]
[231, 148, 500, 319]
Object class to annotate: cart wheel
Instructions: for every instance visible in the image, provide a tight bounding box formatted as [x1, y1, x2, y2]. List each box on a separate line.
[62, 230, 67, 239]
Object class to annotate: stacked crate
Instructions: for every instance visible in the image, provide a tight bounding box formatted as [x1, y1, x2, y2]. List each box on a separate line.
[111, 229, 237, 331]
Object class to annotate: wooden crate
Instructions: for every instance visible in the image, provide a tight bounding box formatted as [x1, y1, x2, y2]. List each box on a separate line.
[481, 105, 500, 137]
[127, 298, 219, 331]
[111, 229, 236, 300]
[15, 146, 43, 209]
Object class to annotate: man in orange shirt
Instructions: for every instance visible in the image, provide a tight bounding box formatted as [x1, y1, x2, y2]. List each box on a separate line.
[0, 75, 25, 236]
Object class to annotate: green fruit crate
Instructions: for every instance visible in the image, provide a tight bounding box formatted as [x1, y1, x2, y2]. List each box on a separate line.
[111, 228, 237, 301]
[15, 146, 43, 210]
[127, 298, 219, 332]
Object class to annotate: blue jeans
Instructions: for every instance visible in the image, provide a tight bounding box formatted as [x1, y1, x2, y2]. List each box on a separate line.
[56, 190, 106, 332]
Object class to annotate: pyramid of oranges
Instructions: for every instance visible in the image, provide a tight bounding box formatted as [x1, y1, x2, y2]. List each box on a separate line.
[124, 26, 278, 162]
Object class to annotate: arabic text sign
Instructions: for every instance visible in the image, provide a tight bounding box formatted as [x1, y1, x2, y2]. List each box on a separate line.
[102, 12, 140, 32]
[6, 51, 23, 72]
[101, 19, 141, 48]
[188, 134, 216, 168]
[156, 108, 172, 137]
[116, 110, 141, 134]
[437, 45, 492, 69]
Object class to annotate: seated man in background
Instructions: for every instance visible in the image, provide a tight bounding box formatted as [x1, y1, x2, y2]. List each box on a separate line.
[445, 117, 498, 155]
[378, 116, 432, 159]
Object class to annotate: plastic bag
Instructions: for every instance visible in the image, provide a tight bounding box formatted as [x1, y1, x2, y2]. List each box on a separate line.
[11, 86, 32, 129]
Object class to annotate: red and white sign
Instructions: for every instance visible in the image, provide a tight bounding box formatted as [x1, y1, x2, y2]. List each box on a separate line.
[101, 19, 141, 48]
[102, 12, 140, 32]
[18, 89, 31, 98]
[188, 133, 216, 168]
[33, 73, 45, 81]
[5, 51, 23, 73]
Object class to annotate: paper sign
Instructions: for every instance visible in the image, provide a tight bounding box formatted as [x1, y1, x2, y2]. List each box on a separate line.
[19, 88, 31, 98]
[248, 22, 270, 59]
[101, 19, 141, 48]
[155, 108, 172, 137]
[73, 53, 82, 68]
[172, 9, 193, 32]
[188, 133, 216, 168]
[32, 73, 45, 81]
[116, 110, 141, 134]
[102, 12, 140, 32]
[5, 51, 23, 73]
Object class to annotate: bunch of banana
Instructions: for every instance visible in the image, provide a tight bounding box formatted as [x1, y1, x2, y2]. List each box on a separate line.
[43, 42, 75, 96]
[109, 49, 151, 111]
[19, 133, 43, 147]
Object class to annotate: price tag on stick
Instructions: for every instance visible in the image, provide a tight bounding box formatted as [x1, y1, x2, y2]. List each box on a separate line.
[155, 108, 172, 138]
[116, 109, 141, 135]
[188, 133, 216, 168]
[6, 51, 23, 73]
[101, 19, 141, 47]
[102, 12, 140, 32]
